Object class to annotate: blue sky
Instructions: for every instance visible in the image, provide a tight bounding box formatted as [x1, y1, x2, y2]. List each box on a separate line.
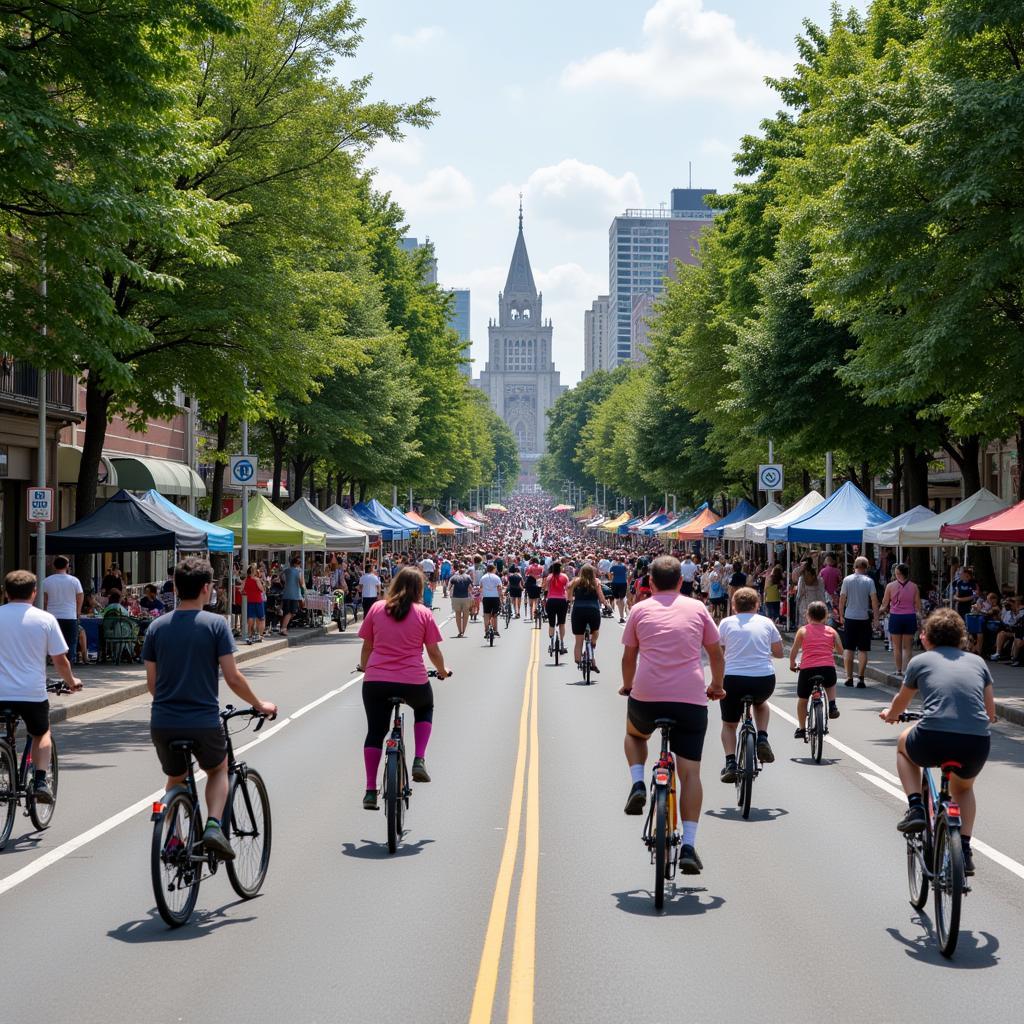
[349, 0, 859, 383]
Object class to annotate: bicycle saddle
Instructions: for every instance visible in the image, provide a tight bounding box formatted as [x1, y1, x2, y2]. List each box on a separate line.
[940, 760, 963, 770]
[169, 739, 196, 752]
[654, 717, 676, 728]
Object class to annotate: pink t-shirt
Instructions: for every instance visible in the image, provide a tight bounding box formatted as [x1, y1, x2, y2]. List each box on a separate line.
[799, 622, 838, 670]
[819, 565, 840, 597]
[546, 573, 568, 600]
[359, 601, 442, 685]
[621, 593, 719, 704]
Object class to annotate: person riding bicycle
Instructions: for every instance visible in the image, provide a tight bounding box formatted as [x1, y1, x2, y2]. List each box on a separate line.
[479, 563, 504, 638]
[567, 564, 610, 672]
[542, 561, 570, 656]
[357, 567, 451, 810]
[144, 558, 277, 860]
[716, 587, 783, 781]
[880, 608, 996, 876]
[789, 600, 842, 738]
[524, 557, 543, 621]
[0, 570, 82, 804]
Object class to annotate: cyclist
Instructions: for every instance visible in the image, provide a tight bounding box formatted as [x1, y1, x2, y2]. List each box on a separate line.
[480, 563, 504, 638]
[567, 564, 610, 671]
[357, 567, 451, 809]
[717, 587, 783, 780]
[144, 558, 277, 859]
[609, 555, 629, 622]
[449, 563, 473, 638]
[543, 560, 570, 655]
[788, 600, 842, 738]
[506, 563, 524, 618]
[0, 570, 82, 804]
[524, 556, 543, 621]
[880, 608, 995, 876]
[619, 556, 724, 874]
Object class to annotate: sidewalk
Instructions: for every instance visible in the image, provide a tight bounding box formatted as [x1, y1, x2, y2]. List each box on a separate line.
[48, 621, 346, 724]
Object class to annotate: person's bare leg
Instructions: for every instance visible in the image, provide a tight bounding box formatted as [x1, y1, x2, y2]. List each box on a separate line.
[896, 729, 922, 796]
[796, 697, 808, 725]
[203, 759, 230, 821]
[858, 650, 868, 678]
[676, 756, 703, 822]
[753, 701, 770, 732]
[624, 725, 648, 768]
[843, 649, 854, 680]
[721, 721, 738, 755]
[950, 776, 977, 836]
[574, 635, 583, 662]
[30, 730, 52, 775]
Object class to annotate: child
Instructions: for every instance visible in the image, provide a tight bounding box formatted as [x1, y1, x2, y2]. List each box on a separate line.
[423, 580, 434, 610]
[789, 601, 844, 738]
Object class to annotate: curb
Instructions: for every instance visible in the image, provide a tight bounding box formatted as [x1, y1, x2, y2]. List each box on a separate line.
[50, 621, 347, 725]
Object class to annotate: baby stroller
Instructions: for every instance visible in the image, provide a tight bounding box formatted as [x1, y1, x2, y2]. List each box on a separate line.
[601, 582, 614, 617]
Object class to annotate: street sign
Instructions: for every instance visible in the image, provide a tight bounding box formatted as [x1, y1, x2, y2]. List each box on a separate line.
[229, 455, 258, 488]
[758, 464, 784, 492]
[26, 487, 54, 523]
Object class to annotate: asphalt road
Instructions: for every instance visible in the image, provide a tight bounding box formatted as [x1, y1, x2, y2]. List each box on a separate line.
[2, 595, 1024, 1023]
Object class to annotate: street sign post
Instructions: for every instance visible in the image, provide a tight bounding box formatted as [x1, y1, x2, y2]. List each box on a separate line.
[758, 464, 784, 493]
[26, 487, 54, 523]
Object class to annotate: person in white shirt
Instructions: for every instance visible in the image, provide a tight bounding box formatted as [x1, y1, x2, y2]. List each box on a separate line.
[0, 570, 82, 803]
[479, 564, 505, 637]
[716, 587, 784, 781]
[43, 556, 84, 665]
[419, 556, 436, 583]
[597, 557, 612, 579]
[680, 555, 699, 597]
[359, 567, 381, 618]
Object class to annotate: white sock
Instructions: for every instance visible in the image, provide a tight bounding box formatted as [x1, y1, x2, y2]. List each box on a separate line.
[629, 764, 645, 785]
[682, 820, 698, 847]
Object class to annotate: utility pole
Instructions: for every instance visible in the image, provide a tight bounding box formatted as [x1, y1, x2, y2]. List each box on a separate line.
[35, 248, 47, 607]
[825, 451, 834, 497]
[240, 397, 249, 642]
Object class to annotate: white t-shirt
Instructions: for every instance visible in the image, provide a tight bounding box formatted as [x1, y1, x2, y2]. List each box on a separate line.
[680, 559, 698, 582]
[718, 613, 781, 676]
[597, 558, 612, 577]
[359, 573, 381, 598]
[43, 572, 83, 620]
[480, 572, 503, 598]
[419, 559, 435, 575]
[0, 602, 69, 701]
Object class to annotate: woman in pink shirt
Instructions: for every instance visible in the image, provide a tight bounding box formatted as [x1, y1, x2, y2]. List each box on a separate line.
[357, 568, 451, 810]
[788, 600, 844, 738]
[542, 561, 570, 656]
[877, 563, 922, 677]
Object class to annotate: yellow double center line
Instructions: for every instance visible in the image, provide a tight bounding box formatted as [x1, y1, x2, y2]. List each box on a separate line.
[469, 628, 541, 1024]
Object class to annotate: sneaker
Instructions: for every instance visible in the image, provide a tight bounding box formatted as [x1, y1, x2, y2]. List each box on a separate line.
[363, 788, 379, 811]
[679, 844, 703, 875]
[828, 701, 840, 720]
[1010, 660, 1021, 667]
[856, 678, 867, 688]
[201, 821, 235, 860]
[412, 757, 431, 783]
[897, 804, 927, 834]
[720, 757, 737, 783]
[794, 727, 806, 740]
[989, 653, 1001, 662]
[619, 617, 625, 623]
[623, 780, 646, 815]
[756, 735, 775, 764]
[844, 678, 854, 687]
[591, 663, 600, 673]
[31, 777, 54, 805]
[560, 645, 568, 655]
[962, 844, 975, 877]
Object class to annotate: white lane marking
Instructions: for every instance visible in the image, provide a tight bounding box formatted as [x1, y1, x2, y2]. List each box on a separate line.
[858, 771, 909, 802]
[0, 615, 456, 899]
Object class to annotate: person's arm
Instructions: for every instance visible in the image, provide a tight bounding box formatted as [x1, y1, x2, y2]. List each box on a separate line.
[705, 640, 726, 699]
[43, 585, 49, 611]
[358, 638, 373, 670]
[838, 591, 847, 624]
[789, 627, 804, 672]
[871, 588, 880, 626]
[146, 659, 157, 696]
[880, 684, 916, 723]
[770, 638, 784, 659]
[219, 655, 277, 716]
[75, 587, 84, 616]
[984, 683, 997, 723]
[424, 642, 450, 678]
[878, 582, 892, 617]
[833, 629, 844, 656]
[50, 653, 82, 691]
[619, 644, 639, 695]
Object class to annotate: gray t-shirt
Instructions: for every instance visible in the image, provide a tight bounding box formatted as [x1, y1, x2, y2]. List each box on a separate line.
[143, 610, 236, 728]
[282, 566, 304, 600]
[449, 573, 472, 599]
[840, 572, 876, 620]
[904, 648, 992, 736]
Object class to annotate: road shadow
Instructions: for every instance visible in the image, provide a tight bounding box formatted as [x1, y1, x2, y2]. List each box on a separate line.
[886, 917, 1000, 969]
[108, 902, 256, 943]
[790, 756, 842, 766]
[612, 887, 726, 917]
[340, 838, 435, 860]
[0, 830, 46, 855]
[704, 806, 789, 823]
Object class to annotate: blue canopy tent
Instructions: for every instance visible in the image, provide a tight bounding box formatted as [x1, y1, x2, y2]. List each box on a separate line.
[703, 498, 757, 540]
[353, 500, 410, 541]
[640, 513, 672, 535]
[617, 517, 642, 536]
[768, 482, 891, 544]
[138, 490, 235, 552]
[390, 506, 431, 535]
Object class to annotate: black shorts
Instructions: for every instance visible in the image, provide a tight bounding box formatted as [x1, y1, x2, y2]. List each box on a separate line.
[842, 618, 872, 652]
[905, 727, 990, 780]
[362, 597, 378, 616]
[611, 583, 627, 599]
[482, 596, 501, 614]
[545, 598, 568, 626]
[719, 674, 776, 723]
[508, 589, 522, 599]
[525, 581, 540, 598]
[282, 598, 301, 615]
[151, 726, 227, 776]
[1, 699, 50, 737]
[627, 698, 708, 762]
[680, 580, 694, 596]
[796, 666, 838, 699]
[571, 605, 601, 635]
[362, 681, 434, 747]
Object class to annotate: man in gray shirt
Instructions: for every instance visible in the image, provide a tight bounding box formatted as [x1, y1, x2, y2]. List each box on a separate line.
[280, 555, 305, 638]
[838, 556, 879, 687]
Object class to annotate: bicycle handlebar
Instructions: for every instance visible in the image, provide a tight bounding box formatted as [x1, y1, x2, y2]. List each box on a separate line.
[221, 705, 277, 730]
[897, 712, 922, 722]
[46, 679, 73, 695]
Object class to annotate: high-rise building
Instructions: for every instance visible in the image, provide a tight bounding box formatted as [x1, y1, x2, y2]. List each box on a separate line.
[630, 293, 656, 362]
[583, 295, 611, 379]
[446, 288, 471, 377]
[474, 205, 565, 491]
[608, 188, 718, 365]
[399, 236, 438, 284]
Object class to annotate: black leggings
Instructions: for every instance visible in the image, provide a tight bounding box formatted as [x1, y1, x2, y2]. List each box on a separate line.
[362, 681, 434, 748]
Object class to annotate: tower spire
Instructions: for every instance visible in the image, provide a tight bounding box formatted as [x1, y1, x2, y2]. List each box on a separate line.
[518, 192, 523, 231]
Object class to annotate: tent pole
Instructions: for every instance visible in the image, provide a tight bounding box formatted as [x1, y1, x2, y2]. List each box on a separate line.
[786, 543, 792, 630]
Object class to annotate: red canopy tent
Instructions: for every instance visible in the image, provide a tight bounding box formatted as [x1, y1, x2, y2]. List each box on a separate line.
[940, 500, 1024, 544]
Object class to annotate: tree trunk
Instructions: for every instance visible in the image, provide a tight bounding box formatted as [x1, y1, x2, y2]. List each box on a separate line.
[846, 464, 859, 490]
[271, 430, 286, 506]
[208, 412, 230, 522]
[860, 461, 871, 500]
[349, 480, 356, 506]
[891, 447, 904, 515]
[358, 481, 367, 503]
[308, 466, 315, 503]
[75, 374, 113, 521]
[906, 446, 931, 589]
[336, 476, 345, 507]
[944, 435, 995, 590]
[801, 468, 811, 494]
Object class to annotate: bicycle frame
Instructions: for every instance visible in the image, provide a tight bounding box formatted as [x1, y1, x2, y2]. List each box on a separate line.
[384, 702, 410, 806]
[642, 724, 679, 885]
[737, 698, 760, 776]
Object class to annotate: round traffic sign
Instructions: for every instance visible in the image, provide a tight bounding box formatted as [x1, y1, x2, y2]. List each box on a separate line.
[233, 459, 254, 483]
[759, 466, 782, 489]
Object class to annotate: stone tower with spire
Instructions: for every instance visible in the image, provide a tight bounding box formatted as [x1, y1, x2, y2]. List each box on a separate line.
[474, 203, 565, 491]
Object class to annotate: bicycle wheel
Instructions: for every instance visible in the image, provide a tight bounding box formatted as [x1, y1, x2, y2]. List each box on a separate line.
[736, 730, 755, 820]
[340, 602, 348, 632]
[0, 741, 16, 850]
[582, 655, 591, 685]
[654, 785, 668, 910]
[810, 703, 824, 764]
[934, 817, 964, 958]
[151, 791, 201, 927]
[385, 750, 401, 854]
[489, 629, 494, 647]
[907, 832, 929, 910]
[27, 736, 58, 830]
[225, 768, 272, 899]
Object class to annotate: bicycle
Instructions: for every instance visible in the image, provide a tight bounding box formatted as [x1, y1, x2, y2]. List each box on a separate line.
[898, 712, 970, 958]
[579, 624, 594, 685]
[533, 597, 544, 630]
[484, 619, 496, 647]
[150, 706, 274, 928]
[548, 628, 561, 666]
[332, 589, 348, 632]
[0, 680, 71, 849]
[641, 717, 680, 910]
[804, 673, 828, 764]
[503, 595, 513, 630]
[734, 695, 761, 820]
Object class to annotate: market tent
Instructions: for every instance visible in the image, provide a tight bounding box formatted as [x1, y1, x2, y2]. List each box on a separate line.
[550, 504, 574, 512]
[640, 513, 672, 535]
[862, 505, 934, 546]
[391, 506, 431, 535]
[353, 500, 410, 541]
[703, 499, 757, 540]
[484, 503, 508, 512]
[324, 505, 381, 544]
[771, 482, 890, 544]
[722, 502, 783, 541]
[46, 489, 204, 554]
[654, 509, 698, 534]
[669, 507, 721, 542]
[286, 498, 368, 552]
[898, 488, 1009, 547]
[599, 512, 630, 533]
[138, 490, 235, 552]
[573, 506, 596, 520]
[747, 491, 824, 543]
[403, 509, 438, 534]
[631, 511, 666, 533]
[940, 499, 1024, 544]
[452, 510, 481, 532]
[618, 516, 643, 535]
[215, 493, 326, 548]
[419, 508, 460, 536]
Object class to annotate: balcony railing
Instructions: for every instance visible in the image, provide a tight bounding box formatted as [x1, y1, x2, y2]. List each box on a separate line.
[0, 356, 76, 411]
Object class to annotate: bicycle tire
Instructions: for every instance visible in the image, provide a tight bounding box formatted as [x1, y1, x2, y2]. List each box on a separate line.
[554, 640, 560, 666]
[737, 730, 755, 820]
[340, 602, 348, 632]
[489, 630, 494, 647]
[27, 737, 58, 830]
[654, 785, 668, 910]
[582, 656, 591, 685]
[907, 832, 929, 910]
[0, 741, 17, 850]
[151, 790, 201, 928]
[225, 769, 272, 899]
[810, 703, 824, 764]
[934, 817, 964, 958]
[385, 751, 401, 854]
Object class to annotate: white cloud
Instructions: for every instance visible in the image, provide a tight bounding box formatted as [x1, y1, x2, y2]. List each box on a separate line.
[390, 26, 445, 50]
[370, 135, 425, 168]
[490, 159, 644, 232]
[373, 165, 475, 218]
[699, 137, 733, 159]
[561, 0, 789, 105]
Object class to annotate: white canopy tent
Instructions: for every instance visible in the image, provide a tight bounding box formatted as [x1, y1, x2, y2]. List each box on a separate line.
[745, 492, 824, 544]
[896, 489, 1010, 547]
[721, 501, 783, 542]
[862, 505, 934, 547]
